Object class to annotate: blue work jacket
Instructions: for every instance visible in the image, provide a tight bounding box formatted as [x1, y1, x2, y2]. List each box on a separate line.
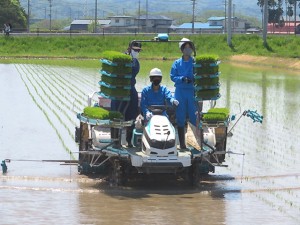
[141, 85, 175, 116]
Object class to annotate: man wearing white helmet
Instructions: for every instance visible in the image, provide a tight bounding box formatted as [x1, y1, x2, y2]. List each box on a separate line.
[170, 38, 196, 149]
[141, 68, 179, 122]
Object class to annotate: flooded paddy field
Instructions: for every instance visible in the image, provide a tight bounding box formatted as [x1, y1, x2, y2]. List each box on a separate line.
[0, 63, 300, 225]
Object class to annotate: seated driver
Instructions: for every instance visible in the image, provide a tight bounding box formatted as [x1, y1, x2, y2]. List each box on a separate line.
[140, 68, 179, 122]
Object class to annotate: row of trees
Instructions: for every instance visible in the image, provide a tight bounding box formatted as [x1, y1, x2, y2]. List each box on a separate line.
[0, 0, 27, 30]
[257, 0, 300, 25]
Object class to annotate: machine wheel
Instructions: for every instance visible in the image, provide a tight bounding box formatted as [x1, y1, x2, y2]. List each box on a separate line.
[109, 158, 124, 187]
[188, 161, 201, 186]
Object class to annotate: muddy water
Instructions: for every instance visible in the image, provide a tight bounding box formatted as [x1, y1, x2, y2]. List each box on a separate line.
[0, 63, 300, 225]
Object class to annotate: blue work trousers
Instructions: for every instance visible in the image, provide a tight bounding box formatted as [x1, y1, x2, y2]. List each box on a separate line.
[175, 88, 196, 127]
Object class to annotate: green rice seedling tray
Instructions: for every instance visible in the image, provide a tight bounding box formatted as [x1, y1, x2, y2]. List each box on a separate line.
[99, 81, 131, 89]
[83, 106, 123, 120]
[98, 92, 130, 101]
[195, 88, 220, 101]
[194, 54, 220, 65]
[100, 74, 131, 86]
[194, 83, 220, 91]
[194, 77, 219, 86]
[202, 108, 230, 122]
[194, 54, 220, 76]
[194, 66, 219, 76]
[100, 51, 132, 76]
[100, 58, 132, 67]
[194, 72, 221, 79]
[100, 69, 132, 79]
[100, 84, 131, 98]
[194, 61, 220, 68]
[100, 51, 132, 64]
[101, 63, 132, 76]
[77, 113, 133, 128]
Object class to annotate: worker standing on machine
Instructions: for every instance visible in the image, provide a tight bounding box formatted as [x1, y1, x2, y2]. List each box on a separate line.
[111, 41, 141, 147]
[170, 38, 197, 149]
[141, 68, 179, 123]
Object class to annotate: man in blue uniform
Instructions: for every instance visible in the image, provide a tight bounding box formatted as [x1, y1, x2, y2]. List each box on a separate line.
[111, 41, 141, 147]
[141, 68, 179, 122]
[170, 38, 196, 149]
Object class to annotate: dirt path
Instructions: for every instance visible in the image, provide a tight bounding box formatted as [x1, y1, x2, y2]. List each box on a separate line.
[229, 54, 300, 71]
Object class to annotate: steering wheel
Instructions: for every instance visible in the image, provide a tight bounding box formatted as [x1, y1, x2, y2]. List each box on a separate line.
[147, 105, 167, 115]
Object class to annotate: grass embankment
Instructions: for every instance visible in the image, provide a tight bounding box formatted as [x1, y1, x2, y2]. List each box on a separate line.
[0, 34, 299, 69]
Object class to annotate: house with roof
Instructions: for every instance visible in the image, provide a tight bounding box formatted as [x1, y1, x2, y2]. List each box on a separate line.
[176, 22, 223, 33]
[106, 16, 137, 33]
[267, 21, 300, 34]
[136, 15, 173, 33]
[104, 15, 173, 33]
[175, 17, 249, 34]
[208, 16, 249, 33]
[70, 19, 110, 32]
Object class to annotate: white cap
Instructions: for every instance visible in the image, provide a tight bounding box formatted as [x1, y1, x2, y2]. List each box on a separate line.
[149, 68, 162, 77]
[179, 38, 191, 50]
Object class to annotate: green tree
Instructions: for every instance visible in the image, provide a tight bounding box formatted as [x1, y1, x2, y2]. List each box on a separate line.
[0, 0, 27, 30]
[257, 0, 284, 24]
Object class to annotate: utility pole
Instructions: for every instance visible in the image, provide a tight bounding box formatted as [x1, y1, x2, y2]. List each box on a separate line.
[27, 0, 30, 33]
[227, 0, 232, 46]
[191, 0, 196, 34]
[138, 0, 140, 33]
[48, 0, 52, 31]
[233, 3, 235, 33]
[94, 0, 98, 33]
[146, 0, 148, 33]
[83, 0, 87, 18]
[263, 0, 268, 45]
[294, 0, 296, 35]
[224, 0, 227, 33]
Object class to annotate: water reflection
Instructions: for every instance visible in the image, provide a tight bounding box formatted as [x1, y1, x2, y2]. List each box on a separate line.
[77, 175, 229, 225]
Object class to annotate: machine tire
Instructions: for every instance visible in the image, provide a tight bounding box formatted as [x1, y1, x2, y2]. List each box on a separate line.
[109, 158, 122, 187]
[188, 161, 201, 186]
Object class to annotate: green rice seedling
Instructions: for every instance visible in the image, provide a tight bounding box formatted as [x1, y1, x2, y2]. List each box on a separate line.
[101, 51, 132, 64]
[195, 88, 219, 99]
[194, 54, 220, 75]
[101, 50, 132, 76]
[101, 64, 132, 75]
[194, 77, 219, 86]
[195, 66, 219, 76]
[195, 54, 220, 64]
[101, 75, 131, 86]
[100, 85, 131, 97]
[83, 106, 123, 120]
[202, 107, 230, 121]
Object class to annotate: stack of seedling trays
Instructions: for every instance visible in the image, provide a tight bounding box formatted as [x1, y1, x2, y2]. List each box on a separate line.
[194, 55, 221, 101]
[99, 51, 132, 101]
[202, 107, 230, 162]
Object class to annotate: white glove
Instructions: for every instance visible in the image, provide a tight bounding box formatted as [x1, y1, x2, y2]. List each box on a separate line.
[146, 112, 152, 120]
[173, 99, 179, 106]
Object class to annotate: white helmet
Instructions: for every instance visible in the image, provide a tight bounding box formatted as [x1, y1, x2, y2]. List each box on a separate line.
[149, 68, 162, 77]
[179, 38, 192, 50]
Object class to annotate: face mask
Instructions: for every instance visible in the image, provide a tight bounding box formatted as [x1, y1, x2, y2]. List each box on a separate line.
[183, 47, 193, 56]
[131, 50, 139, 59]
[152, 80, 161, 86]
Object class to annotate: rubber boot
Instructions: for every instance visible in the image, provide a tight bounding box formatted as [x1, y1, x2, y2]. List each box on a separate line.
[126, 126, 134, 148]
[178, 127, 186, 150]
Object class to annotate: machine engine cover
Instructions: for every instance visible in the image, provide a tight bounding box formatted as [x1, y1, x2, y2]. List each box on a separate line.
[92, 126, 111, 148]
[142, 115, 177, 155]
